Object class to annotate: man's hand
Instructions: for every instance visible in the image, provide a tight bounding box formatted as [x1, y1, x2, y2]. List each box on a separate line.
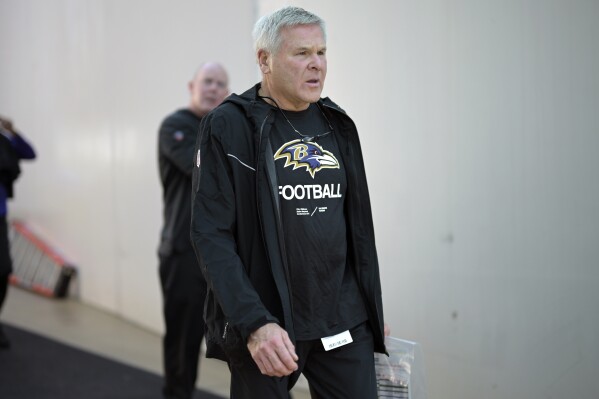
[384, 323, 391, 337]
[0, 116, 15, 136]
[0, 117, 12, 130]
[247, 323, 298, 377]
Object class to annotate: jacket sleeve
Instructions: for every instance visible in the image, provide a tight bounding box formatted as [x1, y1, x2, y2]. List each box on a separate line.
[10, 133, 36, 160]
[158, 116, 196, 177]
[191, 111, 278, 342]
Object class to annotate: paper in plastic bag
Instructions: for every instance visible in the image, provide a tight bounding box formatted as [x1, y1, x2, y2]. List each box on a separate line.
[374, 336, 427, 399]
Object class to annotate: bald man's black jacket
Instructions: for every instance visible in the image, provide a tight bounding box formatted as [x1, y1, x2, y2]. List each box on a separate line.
[158, 109, 201, 256]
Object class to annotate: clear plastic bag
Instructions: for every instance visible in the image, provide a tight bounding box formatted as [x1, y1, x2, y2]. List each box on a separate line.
[374, 336, 427, 399]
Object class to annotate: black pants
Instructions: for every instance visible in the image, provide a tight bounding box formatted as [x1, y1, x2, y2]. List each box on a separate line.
[0, 215, 12, 316]
[229, 322, 377, 399]
[0, 274, 8, 318]
[159, 249, 207, 399]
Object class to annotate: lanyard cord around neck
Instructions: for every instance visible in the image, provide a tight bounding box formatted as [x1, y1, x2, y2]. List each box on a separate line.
[257, 94, 334, 143]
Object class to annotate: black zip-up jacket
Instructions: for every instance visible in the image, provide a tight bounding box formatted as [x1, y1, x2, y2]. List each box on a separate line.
[158, 109, 201, 256]
[191, 84, 386, 363]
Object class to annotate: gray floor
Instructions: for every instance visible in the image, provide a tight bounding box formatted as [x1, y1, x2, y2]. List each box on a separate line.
[1, 286, 310, 399]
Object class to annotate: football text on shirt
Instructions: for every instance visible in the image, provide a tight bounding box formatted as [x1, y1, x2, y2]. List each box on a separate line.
[278, 184, 342, 201]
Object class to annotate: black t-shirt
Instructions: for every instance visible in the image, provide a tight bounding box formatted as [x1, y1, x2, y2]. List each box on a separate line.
[269, 103, 368, 340]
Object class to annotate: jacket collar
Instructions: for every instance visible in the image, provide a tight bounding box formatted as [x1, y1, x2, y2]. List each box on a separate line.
[224, 82, 347, 120]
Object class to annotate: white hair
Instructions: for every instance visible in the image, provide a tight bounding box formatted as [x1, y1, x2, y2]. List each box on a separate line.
[252, 6, 326, 55]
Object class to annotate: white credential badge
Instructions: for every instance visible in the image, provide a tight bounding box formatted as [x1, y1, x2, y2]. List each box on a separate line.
[196, 149, 201, 167]
[321, 330, 353, 351]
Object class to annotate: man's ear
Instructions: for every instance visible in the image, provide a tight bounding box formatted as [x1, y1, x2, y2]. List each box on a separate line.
[257, 50, 271, 74]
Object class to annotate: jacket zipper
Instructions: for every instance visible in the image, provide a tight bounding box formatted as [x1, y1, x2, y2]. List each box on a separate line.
[256, 109, 295, 317]
[222, 322, 229, 340]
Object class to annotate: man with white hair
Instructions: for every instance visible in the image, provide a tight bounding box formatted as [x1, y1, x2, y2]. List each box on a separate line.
[191, 8, 389, 398]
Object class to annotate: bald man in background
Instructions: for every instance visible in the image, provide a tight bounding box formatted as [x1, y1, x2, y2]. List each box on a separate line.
[157, 62, 229, 399]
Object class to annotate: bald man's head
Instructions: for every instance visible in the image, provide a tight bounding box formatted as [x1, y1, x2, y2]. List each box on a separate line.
[188, 62, 229, 117]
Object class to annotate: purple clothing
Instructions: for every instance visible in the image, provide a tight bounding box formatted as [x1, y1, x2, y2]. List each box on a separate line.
[0, 187, 7, 216]
[0, 132, 36, 215]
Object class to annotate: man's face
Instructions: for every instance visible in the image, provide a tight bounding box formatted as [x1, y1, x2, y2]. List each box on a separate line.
[189, 64, 229, 117]
[262, 24, 327, 111]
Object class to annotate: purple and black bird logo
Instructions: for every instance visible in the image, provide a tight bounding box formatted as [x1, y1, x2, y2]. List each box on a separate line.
[274, 139, 340, 178]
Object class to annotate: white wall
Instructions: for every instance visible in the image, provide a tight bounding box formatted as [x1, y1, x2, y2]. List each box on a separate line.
[2, 1, 598, 398]
[0, 0, 258, 329]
